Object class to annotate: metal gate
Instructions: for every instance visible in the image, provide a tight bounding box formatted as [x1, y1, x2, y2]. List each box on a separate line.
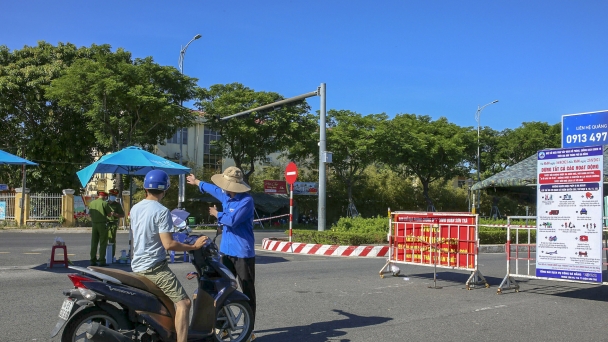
[0, 193, 15, 220]
[29, 193, 62, 220]
[498, 215, 608, 293]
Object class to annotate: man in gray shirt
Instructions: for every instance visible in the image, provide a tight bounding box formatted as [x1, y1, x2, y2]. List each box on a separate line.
[130, 170, 207, 342]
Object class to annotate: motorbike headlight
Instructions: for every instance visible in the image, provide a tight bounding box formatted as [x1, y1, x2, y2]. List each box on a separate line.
[78, 288, 97, 301]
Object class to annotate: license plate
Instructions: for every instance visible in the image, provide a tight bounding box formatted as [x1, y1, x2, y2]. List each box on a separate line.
[58, 299, 74, 320]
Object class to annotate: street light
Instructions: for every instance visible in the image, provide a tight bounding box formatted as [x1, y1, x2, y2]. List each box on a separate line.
[177, 34, 202, 209]
[475, 100, 498, 214]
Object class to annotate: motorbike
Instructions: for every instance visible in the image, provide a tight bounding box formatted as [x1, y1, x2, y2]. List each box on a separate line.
[50, 232, 254, 342]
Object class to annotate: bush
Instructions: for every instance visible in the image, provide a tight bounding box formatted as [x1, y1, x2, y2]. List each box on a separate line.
[478, 227, 537, 244]
[478, 218, 536, 226]
[330, 216, 389, 233]
[290, 229, 386, 245]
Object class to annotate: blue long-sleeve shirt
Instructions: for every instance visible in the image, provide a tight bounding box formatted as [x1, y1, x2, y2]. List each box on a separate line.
[199, 182, 255, 258]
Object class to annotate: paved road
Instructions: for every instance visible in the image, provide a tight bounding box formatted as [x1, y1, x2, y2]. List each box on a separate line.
[2, 230, 608, 341]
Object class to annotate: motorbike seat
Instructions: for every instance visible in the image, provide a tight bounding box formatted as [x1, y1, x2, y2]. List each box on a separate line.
[89, 266, 176, 317]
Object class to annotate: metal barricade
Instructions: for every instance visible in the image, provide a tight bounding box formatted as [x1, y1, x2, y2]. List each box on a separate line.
[29, 193, 62, 220]
[379, 211, 488, 289]
[498, 215, 608, 294]
[0, 193, 16, 220]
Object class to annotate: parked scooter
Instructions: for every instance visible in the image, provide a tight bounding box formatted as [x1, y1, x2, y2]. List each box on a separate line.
[50, 232, 254, 342]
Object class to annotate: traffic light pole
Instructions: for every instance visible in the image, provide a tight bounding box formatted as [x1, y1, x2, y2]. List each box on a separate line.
[222, 83, 328, 231]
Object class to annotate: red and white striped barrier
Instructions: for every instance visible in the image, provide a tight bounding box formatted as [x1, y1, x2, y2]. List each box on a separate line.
[262, 238, 389, 258]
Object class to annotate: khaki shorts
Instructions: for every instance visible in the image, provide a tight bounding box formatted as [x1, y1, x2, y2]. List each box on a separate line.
[136, 260, 189, 303]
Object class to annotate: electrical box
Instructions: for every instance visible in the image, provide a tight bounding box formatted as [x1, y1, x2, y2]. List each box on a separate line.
[323, 151, 333, 163]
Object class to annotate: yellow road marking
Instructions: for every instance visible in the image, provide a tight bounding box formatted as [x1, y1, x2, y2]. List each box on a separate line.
[0, 252, 9, 254]
[23, 252, 41, 255]
[67, 254, 75, 256]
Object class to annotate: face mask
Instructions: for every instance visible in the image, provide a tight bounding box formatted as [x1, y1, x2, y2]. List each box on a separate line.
[109, 196, 117, 202]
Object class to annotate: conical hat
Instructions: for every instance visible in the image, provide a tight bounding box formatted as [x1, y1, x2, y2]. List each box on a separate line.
[211, 166, 251, 193]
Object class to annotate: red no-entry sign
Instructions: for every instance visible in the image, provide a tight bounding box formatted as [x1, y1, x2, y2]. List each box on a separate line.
[285, 162, 298, 185]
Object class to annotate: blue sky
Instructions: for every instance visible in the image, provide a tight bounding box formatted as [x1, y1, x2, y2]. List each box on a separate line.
[3, 1, 607, 131]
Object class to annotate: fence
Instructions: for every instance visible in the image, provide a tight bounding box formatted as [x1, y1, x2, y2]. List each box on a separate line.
[379, 211, 488, 289]
[28, 193, 62, 221]
[0, 193, 16, 220]
[497, 215, 608, 294]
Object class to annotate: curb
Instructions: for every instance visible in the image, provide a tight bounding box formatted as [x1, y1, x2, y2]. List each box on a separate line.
[262, 238, 515, 257]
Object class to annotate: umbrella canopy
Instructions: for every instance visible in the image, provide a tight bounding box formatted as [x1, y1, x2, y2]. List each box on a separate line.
[77, 146, 190, 187]
[0, 149, 37, 166]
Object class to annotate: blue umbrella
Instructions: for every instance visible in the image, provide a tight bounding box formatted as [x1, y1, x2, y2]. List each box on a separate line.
[0, 150, 38, 226]
[77, 146, 190, 187]
[0, 149, 38, 166]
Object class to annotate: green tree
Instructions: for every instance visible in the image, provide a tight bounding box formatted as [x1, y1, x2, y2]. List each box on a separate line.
[0, 42, 97, 192]
[195, 83, 316, 183]
[326, 110, 386, 213]
[46, 44, 198, 153]
[377, 114, 476, 210]
[46, 44, 199, 191]
[496, 121, 561, 166]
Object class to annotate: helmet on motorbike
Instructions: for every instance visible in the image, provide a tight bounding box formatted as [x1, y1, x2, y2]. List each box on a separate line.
[144, 170, 170, 190]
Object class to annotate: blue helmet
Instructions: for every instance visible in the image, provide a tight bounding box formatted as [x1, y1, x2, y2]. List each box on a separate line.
[144, 170, 170, 190]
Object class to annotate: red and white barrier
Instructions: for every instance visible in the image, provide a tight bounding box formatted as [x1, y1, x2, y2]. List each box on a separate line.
[262, 238, 389, 258]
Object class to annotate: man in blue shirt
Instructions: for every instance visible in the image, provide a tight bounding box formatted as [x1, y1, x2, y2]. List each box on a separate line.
[186, 166, 257, 330]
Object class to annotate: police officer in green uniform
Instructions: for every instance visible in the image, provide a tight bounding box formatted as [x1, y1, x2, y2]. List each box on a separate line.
[88, 191, 112, 266]
[107, 189, 125, 262]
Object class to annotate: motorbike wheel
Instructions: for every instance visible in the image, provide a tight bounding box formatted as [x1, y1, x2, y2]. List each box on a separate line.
[215, 301, 254, 342]
[61, 307, 122, 342]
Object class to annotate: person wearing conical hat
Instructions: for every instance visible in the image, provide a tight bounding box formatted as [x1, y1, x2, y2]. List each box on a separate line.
[187, 167, 257, 337]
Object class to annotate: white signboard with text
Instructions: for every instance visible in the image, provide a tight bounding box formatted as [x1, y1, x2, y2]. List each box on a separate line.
[536, 146, 603, 283]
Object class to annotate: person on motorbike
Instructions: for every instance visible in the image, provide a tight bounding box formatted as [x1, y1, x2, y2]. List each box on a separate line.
[130, 170, 208, 342]
[186, 167, 257, 338]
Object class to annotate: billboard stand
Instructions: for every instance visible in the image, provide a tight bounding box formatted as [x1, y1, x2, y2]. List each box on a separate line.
[466, 269, 490, 290]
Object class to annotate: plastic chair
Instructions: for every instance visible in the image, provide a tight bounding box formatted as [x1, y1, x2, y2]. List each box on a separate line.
[50, 245, 68, 268]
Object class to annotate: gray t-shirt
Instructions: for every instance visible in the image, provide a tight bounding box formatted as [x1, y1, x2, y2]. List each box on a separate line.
[130, 199, 173, 272]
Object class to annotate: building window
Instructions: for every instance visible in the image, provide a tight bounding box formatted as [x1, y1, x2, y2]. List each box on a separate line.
[167, 128, 188, 145]
[203, 127, 220, 154]
[203, 127, 221, 173]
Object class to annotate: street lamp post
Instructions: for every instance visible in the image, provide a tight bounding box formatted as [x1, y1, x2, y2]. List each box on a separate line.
[475, 100, 498, 215]
[177, 34, 202, 209]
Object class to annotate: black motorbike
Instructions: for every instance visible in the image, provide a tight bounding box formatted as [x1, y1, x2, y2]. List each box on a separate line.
[50, 233, 254, 342]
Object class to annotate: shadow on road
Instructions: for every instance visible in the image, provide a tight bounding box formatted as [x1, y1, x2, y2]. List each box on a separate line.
[395, 271, 503, 289]
[419, 272, 608, 303]
[255, 309, 392, 342]
[30, 258, 133, 273]
[505, 279, 608, 302]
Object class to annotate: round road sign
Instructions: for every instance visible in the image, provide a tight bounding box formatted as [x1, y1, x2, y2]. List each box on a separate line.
[285, 162, 298, 185]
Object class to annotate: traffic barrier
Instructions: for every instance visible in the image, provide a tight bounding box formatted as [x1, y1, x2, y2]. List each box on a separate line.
[379, 211, 488, 290]
[497, 215, 608, 293]
[262, 238, 389, 257]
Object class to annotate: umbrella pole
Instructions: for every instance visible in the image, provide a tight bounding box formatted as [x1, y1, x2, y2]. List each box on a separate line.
[19, 165, 26, 227]
[129, 174, 134, 261]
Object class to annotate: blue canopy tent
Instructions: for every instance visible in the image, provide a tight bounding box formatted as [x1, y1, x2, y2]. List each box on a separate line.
[76, 146, 191, 260]
[0, 149, 38, 226]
